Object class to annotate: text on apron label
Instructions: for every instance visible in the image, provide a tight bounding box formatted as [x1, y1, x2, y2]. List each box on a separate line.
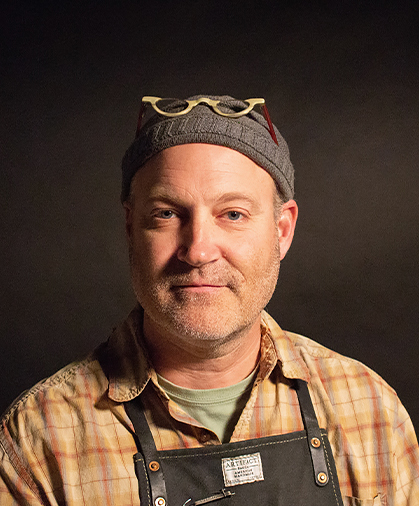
[221, 452, 264, 487]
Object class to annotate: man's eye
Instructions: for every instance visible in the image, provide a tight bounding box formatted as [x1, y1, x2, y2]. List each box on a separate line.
[226, 211, 242, 221]
[157, 209, 175, 219]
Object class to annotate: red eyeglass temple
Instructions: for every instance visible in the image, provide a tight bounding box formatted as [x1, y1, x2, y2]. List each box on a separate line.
[261, 104, 279, 145]
[135, 102, 146, 138]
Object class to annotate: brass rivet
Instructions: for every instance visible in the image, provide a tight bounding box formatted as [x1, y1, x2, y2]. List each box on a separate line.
[311, 437, 321, 448]
[155, 498, 166, 506]
[317, 471, 328, 484]
[149, 461, 160, 472]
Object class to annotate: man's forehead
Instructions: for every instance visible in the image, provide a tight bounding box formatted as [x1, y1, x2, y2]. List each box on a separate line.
[131, 144, 277, 198]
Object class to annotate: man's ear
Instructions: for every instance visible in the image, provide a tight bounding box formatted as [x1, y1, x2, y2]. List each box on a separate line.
[123, 202, 133, 243]
[277, 199, 298, 260]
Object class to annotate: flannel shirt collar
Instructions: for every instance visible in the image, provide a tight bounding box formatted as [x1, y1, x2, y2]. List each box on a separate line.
[104, 306, 310, 403]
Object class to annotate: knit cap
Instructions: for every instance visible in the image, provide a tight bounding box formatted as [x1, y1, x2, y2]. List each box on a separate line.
[121, 95, 294, 202]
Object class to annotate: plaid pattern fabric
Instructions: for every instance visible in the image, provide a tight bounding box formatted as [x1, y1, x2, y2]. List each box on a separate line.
[1, 306, 418, 505]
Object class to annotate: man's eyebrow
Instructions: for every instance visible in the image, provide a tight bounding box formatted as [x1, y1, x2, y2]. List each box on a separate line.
[215, 192, 262, 210]
[145, 188, 182, 203]
[146, 190, 260, 202]
[144, 189, 263, 212]
[215, 192, 257, 203]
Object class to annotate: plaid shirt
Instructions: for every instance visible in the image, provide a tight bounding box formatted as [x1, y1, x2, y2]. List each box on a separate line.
[1, 306, 418, 505]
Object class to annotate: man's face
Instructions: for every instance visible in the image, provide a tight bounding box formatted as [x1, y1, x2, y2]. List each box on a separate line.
[125, 143, 297, 348]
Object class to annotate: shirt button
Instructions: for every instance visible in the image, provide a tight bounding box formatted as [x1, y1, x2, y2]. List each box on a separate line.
[199, 431, 211, 444]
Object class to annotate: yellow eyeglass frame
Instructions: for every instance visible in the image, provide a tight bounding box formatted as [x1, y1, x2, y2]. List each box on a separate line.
[142, 96, 266, 118]
[136, 95, 278, 145]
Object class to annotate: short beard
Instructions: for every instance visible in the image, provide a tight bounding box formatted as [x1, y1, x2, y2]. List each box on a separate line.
[128, 239, 281, 347]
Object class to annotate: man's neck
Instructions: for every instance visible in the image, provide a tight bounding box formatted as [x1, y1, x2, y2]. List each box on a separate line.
[142, 314, 262, 389]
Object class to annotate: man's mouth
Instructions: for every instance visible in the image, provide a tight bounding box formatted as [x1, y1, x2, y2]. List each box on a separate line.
[172, 283, 226, 293]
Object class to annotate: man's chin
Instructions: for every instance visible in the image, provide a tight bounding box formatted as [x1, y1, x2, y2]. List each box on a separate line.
[151, 305, 247, 343]
[170, 286, 231, 303]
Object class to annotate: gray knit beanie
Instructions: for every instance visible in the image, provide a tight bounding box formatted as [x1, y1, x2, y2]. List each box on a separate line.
[121, 95, 294, 202]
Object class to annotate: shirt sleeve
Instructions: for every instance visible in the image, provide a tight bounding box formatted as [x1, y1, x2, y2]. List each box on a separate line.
[0, 440, 44, 506]
[393, 400, 419, 505]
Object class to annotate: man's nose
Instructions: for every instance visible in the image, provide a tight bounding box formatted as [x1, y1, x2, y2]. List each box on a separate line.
[177, 216, 221, 267]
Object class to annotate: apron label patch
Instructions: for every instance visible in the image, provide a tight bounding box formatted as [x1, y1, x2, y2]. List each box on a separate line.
[222, 452, 264, 487]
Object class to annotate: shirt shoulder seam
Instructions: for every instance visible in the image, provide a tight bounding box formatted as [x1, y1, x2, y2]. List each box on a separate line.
[1, 357, 95, 424]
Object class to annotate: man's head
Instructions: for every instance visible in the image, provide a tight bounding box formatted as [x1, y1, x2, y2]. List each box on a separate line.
[122, 96, 298, 352]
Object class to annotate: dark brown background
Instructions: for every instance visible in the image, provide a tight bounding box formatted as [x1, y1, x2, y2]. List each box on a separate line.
[1, 1, 418, 430]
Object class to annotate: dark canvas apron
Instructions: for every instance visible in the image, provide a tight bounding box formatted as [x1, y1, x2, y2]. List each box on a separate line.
[125, 379, 344, 506]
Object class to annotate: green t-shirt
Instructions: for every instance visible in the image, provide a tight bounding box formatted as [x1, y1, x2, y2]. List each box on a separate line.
[157, 369, 257, 443]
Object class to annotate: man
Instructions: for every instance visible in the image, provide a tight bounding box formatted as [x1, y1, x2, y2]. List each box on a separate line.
[0, 95, 418, 505]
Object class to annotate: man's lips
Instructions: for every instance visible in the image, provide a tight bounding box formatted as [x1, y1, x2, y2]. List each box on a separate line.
[172, 283, 227, 292]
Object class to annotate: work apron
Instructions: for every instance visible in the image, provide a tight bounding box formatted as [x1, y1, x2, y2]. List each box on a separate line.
[125, 379, 344, 506]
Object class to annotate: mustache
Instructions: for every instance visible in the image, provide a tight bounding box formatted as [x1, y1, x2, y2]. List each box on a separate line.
[129, 246, 243, 289]
[160, 263, 242, 289]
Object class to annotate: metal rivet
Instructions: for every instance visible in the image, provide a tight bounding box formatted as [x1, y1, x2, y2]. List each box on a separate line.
[155, 498, 166, 506]
[149, 461, 160, 472]
[317, 471, 328, 484]
[311, 437, 321, 448]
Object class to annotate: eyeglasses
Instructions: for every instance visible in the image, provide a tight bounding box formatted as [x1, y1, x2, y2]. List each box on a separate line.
[135, 96, 279, 145]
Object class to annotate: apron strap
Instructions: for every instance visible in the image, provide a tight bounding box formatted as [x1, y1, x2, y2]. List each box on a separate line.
[125, 397, 168, 506]
[294, 379, 330, 487]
